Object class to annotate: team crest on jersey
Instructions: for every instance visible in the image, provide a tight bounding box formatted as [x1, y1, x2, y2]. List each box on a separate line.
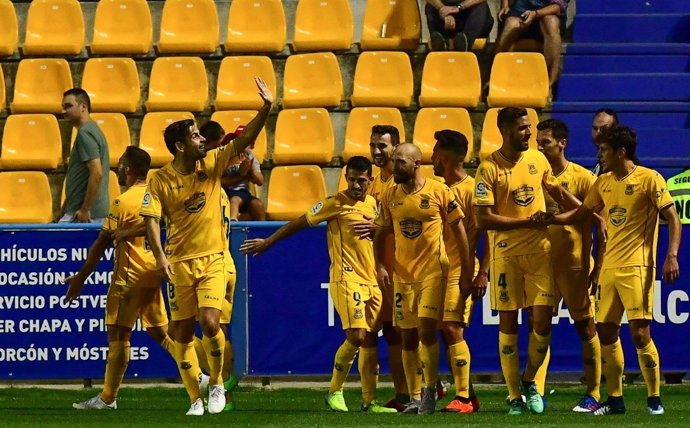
[310, 201, 324, 215]
[399, 217, 423, 239]
[528, 164, 537, 175]
[609, 206, 627, 226]
[353, 308, 363, 319]
[511, 185, 535, 207]
[142, 192, 151, 208]
[419, 198, 430, 209]
[476, 181, 487, 198]
[625, 184, 635, 195]
[184, 192, 206, 213]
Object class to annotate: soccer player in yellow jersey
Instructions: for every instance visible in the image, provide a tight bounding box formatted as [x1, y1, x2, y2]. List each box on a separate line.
[374, 143, 474, 415]
[473, 107, 581, 415]
[553, 125, 682, 416]
[66, 147, 176, 410]
[535, 119, 605, 412]
[432, 130, 489, 413]
[240, 157, 396, 414]
[141, 78, 272, 416]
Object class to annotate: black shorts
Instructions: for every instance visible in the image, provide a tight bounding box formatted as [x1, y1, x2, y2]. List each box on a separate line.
[226, 188, 255, 213]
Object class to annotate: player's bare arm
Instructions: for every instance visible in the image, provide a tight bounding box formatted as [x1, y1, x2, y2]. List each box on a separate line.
[472, 230, 490, 301]
[545, 181, 582, 212]
[552, 201, 601, 226]
[143, 216, 174, 282]
[448, 219, 474, 300]
[372, 224, 393, 291]
[240, 215, 310, 256]
[353, 214, 379, 240]
[476, 205, 552, 230]
[660, 204, 682, 283]
[112, 222, 146, 243]
[64, 231, 113, 301]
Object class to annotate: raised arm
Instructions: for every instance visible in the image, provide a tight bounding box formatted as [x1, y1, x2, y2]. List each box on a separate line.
[229, 78, 273, 157]
[239, 215, 310, 256]
[64, 231, 113, 300]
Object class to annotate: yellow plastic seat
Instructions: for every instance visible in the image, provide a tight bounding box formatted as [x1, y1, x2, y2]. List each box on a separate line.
[337, 164, 381, 191]
[282, 53, 343, 109]
[419, 52, 481, 108]
[214, 56, 276, 110]
[0, 172, 53, 223]
[487, 52, 549, 108]
[11, 59, 73, 114]
[0, 66, 5, 111]
[158, 0, 219, 54]
[91, 0, 152, 55]
[210, 110, 267, 164]
[139, 112, 194, 167]
[225, 0, 286, 53]
[361, 0, 421, 51]
[343, 107, 405, 161]
[266, 165, 326, 220]
[351, 52, 413, 108]
[0, 114, 61, 170]
[273, 108, 334, 165]
[145, 57, 208, 112]
[70, 113, 131, 168]
[293, 0, 353, 52]
[22, 0, 84, 55]
[81, 58, 140, 113]
[480, 108, 540, 161]
[413, 108, 474, 163]
[108, 170, 121, 200]
[0, 0, 18, 56]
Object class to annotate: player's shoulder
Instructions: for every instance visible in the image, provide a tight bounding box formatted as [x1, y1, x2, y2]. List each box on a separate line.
[568, 161, 596, 181]
[525, 148, 550, 165]
[636, 165, 662, 180]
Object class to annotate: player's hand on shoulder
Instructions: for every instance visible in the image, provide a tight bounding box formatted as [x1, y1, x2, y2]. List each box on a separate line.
[240, 238, 268, 256]
[662, 254, 680, 284]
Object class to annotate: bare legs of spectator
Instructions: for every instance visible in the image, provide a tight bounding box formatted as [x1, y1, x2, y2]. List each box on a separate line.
[540, 15, 562, 88]
[493, 16, 524, 54]
[247, 198, 266, 221]
[229, 196, 242, 221]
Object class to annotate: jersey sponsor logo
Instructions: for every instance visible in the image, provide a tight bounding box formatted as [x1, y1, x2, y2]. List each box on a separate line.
[419, 198, 430, 209]
[560, 181, 569, 190]
[184, 192, 206, 213]
[498, 241, 507, 248]
[475, 181, 487, 198]
[142, 192, 151, 208]
[656, 188, 666, 199]
[447, 199, 459, 213]
[609, 206, 627, 226]
[310, 201, 324, 215]
[343, 266, 353, 272]
[625, 184, 635, 195]
[399, 217, 423, 239]
[528, 164, 537, 175]
[511, 185, 535, 207]
[196, 171, 209, 182]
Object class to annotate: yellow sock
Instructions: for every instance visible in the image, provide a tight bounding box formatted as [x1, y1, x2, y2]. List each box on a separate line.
[524, 331, 551, 382]
[534, 346, 550, 396]
[101, 341, 130, 403]
[358, 346, 379, 405]
[419, 341, 440, 389]
[202, 330, 226, 386]
[329, 340, 358, 393]
[601, 339, 624, 397]
[448, 341, 471, 399]
[388, 344, 408, 396]
[160, 335, 176, 360]
[582, 334, 602, 401]
[193, 337, 210, 374]
[402, 349, 423, 400]
[499, 332, 521, 400]
[222, 340, 234, 381]
[637, 339, 661, 397]
[174, 340, 201, 402]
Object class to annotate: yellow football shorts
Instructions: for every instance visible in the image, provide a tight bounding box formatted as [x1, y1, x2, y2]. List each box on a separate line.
[596, 266, 655, 323]
[330, 281, 382, 331]
[552, 266, 595, 321]
[442, 275, 473, 325]
[394, 277, 446, 329]
[106, 283, 168, 329]
[168, 252, 227, 320]
[490, 252, 555, 311]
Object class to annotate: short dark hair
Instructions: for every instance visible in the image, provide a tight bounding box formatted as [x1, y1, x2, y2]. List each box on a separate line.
[163, 119, 195, 155]
[497, 107, 528, 133]
[345, 155, 373, 177]
[123, 146, 151, 179]
[199, 120, 225, 143]
[537, 119, 569, 142]
[371, 125, 401, 146]
[434, 129, 469, 160]
[594, 108, 619, 124]
[63, 88, 91, 112]
[597, 124, 640, 164]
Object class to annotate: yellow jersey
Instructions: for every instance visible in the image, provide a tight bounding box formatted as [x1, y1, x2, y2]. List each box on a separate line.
[376, 178, 464, 283]
[473, 149, 560, 258]
[545, 161, 596, 269]
[103, 183, 159, 288]
[368, 170, 396, 203]
[220, 191, 236, 273]
[445, 175, 478, 278]
[140, 144, 240, 263]
[583, 166, 673, 269]
[306, 191, 379, 285]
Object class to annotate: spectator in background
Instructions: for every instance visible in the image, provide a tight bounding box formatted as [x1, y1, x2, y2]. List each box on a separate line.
[58, 88, 110, 223]
[494, 0, 569, 89]
[592, 108, 619, 176]
[425, 1, 494, 51]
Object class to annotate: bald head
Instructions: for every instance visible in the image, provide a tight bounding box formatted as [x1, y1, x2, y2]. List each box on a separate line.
[392, 143, 421, 184]
[394, 143, 422, 162]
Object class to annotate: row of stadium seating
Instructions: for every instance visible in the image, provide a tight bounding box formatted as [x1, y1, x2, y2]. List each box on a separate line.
[0, 51, 550, 114]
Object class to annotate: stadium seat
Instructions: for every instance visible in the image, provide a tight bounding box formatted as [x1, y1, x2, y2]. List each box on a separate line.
[11, 59, 73, 114]
[419, 52, 481, 108]
[145, 57, 208, 112]
[0, 171, 53, 224]
[70, 113, 130, 168]
[487, 53, 549, 108]
[0, 66, 5, 111]
[360, 0, 421, 51]
[91, 0, 153, 55]
[337, 164, 381, 191]
[22, 0, 85, 55]
[81, 58, 140, 113]
[0, 114, 62, 170]
[224, 0, 286, 53]
[342, 107, 405, 161]
[214, 56, 276, 110]
[266, 165, 326, 220]
[108, 170, 121, 200]
[0, 0, 18, 56]
[413, 108, 474, 163]
[292, 0, 353, 52]
[480, 108, 539, 161]
[210, 110, 268, 164]
[273, 108, 334, 165]
[282, 53, 343, 109]
[351, 52, 413, 107]
[158, 0, 219, 54]
[139, 112, 194, 167]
